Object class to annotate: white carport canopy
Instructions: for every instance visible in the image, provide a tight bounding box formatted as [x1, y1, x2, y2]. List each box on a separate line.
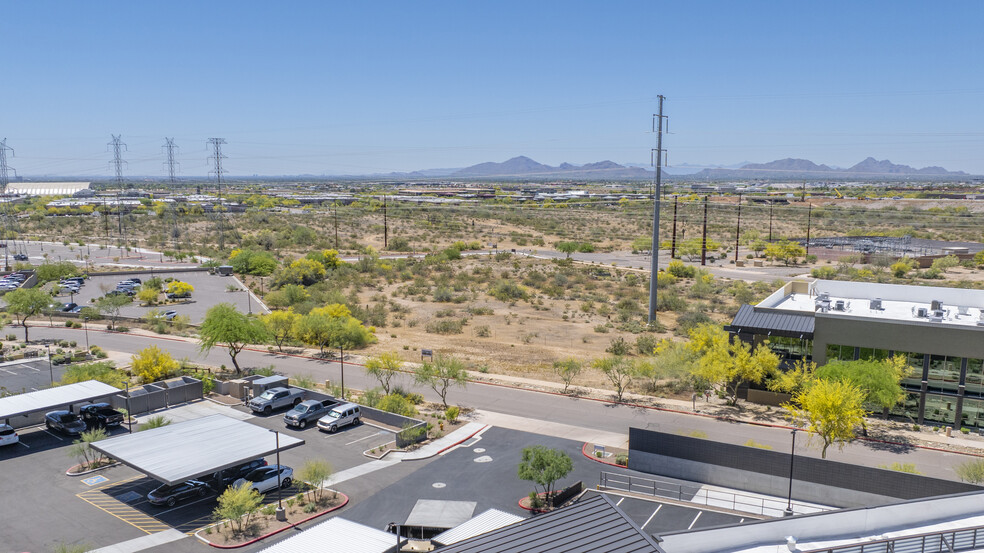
[257, 518, 395, 553]
[91, 414, 304, 485]
[0, 380, 120, 420]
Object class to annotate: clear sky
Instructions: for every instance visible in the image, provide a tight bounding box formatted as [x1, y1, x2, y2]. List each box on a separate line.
[3, 1, 983, 177]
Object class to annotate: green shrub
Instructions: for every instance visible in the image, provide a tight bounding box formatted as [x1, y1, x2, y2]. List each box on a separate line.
[445, 406, 460, 424]
[426, 319, 465, 335]
[667, 260, 696, 278]
[376, 394, 418, 417]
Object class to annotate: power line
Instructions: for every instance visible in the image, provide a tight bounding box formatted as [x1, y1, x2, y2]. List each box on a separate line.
[163, 137, 179, 183]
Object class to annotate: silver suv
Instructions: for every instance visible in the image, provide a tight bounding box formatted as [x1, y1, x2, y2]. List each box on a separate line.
[316, 403, 361, 433]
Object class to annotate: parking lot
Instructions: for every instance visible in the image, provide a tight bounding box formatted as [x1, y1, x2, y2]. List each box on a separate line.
[8, 240, 202, 270]
[51, 270, 267, 324]
[0, 358, 67, 395]
[0, 399, 400, 552]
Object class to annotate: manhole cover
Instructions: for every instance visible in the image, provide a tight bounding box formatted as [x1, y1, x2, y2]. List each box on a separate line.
[473, 448, 486, 453]
[474, 455, 493, 463]
[114, 491, 142, 503]
[432, 482, 446, 488]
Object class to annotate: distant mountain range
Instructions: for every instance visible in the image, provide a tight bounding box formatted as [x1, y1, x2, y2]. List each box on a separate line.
[389, 156, 651, 180]
[383, 156, 970, 181]
[692, 157, 968, 180]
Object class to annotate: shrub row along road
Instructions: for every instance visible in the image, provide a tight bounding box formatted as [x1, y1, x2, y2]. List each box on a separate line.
[17, 324, 975, 482]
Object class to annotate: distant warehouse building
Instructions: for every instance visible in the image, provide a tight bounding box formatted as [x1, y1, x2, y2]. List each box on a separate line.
[5, 181, 91, 196]
[728, 279, 984, 429]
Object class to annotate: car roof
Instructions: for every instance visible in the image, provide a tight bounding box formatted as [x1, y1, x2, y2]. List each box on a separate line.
[46, 410, 71, 416]
[333, 403, 360, 411]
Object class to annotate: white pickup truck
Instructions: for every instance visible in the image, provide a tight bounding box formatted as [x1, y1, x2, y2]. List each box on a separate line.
[248, 387, 305, 415]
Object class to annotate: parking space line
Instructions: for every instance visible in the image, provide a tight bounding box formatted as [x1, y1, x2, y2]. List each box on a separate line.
[687, 511, 702, 530]
[17, 441, 29, 449]
[43, 430, 64, 441]
[615, 497, 624, 506]
[641, 505, 662, 531]
[345, 431, 389, 446]
[0, 368, 16, 375]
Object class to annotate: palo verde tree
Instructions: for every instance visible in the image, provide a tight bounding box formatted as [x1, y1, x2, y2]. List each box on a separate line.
[130, 345, 179, 383]
[414, 354, 467, 409]
[198, 303, 270, 374]
[95, 293, 133, 330]
[260, 309, 298, 352]
[517, 445, 574, 508]
[552, 358, 582, 394]
[364, 351, 404, 394]
[785, 378, 866, 459]
[213, 483, 263, 536]
[687, 323, 779, 408]
[5, 287, 53, 342]
[592, 355, 633, 402]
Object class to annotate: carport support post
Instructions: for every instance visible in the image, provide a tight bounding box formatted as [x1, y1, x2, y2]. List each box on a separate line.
[270, 429, 286, 521]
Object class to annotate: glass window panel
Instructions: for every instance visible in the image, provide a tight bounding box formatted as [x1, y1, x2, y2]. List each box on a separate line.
[966, 359, 984, 398]
[962, 398, 984, 428]
[924, 394, 957, 425]
[859, 347, 874, 361]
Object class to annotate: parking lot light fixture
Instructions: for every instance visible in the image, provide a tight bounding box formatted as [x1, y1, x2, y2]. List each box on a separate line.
[269, 428, 286, 520]
[46, 344, 53, 386]
[125, 381, 132, 434]
[83, 317, 89, 350]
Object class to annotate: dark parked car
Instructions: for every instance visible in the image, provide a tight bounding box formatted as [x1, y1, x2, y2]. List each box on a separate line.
[147, 480, 209, 507]
[60, 302, 78, 312]
[44, 410, 87, 435]
[201, 459, 268, 491]
[80, 403, 124, 428]
[13, 254, 28, 261]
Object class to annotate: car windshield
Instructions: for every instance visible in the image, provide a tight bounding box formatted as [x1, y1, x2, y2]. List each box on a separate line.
[292, 405, 308, 413]
[244, 468, 271, 481]
[153, 484, 177, 495]
[326, 409, 343, 419]
[58, 414, 80, 423]
[258, 391, 276, 400]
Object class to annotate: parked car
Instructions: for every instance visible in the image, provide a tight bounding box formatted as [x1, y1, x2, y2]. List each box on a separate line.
[147, 480, 209, 507]
[60, 302, 78, 312]
[44, 410, 87, 435]
[317, 403, 362, 433]
[165, 291, 191, 299]
[284, 399, 337, 429]
[63, 276, 85, 286]
[79, 402, 124, 428]
[126, 277, 141, 285]
[0, 424, 18, 447]
[201, 459, 268, 491]
[12, 254, 27, 261]
[232, 465, 293, 494]
[69, 305, 83, 313]
[248, 387, 306, 415]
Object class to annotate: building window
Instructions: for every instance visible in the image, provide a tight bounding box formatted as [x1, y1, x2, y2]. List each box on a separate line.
[961, 398, 984, 428]
[923, 393, 957, 425]
[927, 355, 961, 394]
[966, 359, 984, 398]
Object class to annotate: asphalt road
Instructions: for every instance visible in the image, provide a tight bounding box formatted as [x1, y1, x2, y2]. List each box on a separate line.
[13, 325, 976, 482]
[5, 240, 203, 270]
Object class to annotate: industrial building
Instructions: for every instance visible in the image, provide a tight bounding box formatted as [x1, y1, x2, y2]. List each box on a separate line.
[729, 279, 984, 428]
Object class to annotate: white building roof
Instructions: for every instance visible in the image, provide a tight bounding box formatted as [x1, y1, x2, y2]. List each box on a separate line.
[7, 182, 90, 196]
[405, 499, 477, 529]
[759, 279, 984, 329]
[433, 509, 524, 545]
[257, 517, 395, 553]
[0, 380, 120, 419]
[91, 414, 304, 484]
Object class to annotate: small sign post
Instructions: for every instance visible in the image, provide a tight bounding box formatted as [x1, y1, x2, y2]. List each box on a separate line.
[421, 349, 433, 361]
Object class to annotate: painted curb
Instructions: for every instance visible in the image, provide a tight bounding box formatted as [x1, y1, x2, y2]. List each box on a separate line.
[580, 442, 623, 467]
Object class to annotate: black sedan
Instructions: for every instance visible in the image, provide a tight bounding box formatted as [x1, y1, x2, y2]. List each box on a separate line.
[147, 480, 210, 507]
[44, 411, 87, 435]
[201, 458, 268, 491]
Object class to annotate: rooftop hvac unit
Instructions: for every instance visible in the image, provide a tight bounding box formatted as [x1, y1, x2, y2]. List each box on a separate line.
[916, 307, 928, 318]
[833, 300, 846, 311]
[958, 306, 970, 316]
[932, 300, 943, 311]
[870, 298, 883, 310]
[817, 292, 830, 301]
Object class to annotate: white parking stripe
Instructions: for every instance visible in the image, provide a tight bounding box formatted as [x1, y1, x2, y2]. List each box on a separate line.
[345, 430, 389, 446]
[641, 504, 662, 530]
[688, 511, 702, 530]
[615, 497, 624, 506]
[17, 441, 30, 449]
[44, 430, 64, 441]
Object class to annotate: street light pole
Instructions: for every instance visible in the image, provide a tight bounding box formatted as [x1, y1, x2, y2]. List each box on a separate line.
[270, 429, 286, 521]
[125, 381, 132, 434]
[46, 344, 53, 386]
[339, 347, 345, 400]
[785, 429, 797, 516]
[83, 317, 89, 351]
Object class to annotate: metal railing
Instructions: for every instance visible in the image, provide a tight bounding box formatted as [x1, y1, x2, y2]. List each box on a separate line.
[598, 471, 828, 517]
[801, 525, 984, 553]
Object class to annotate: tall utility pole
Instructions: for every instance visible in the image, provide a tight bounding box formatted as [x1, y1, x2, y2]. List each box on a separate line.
[333, 204, 339, 248]
[0, 139, 15, 271]
[670, 195, 678, 259]
[768, 201, 775, 242]
[382, 195, 388, 249]
[700, 196, 709, 266]
[734, 193, 742, 263]
[805, 204, 813, 255]
[647, 95, 667, 324]
[207, 138, 227, 249]
[163, 138, 179, 183]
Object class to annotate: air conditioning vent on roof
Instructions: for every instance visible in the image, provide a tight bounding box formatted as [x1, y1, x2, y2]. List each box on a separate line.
[817, 292, 830, 301]
[870, 298, 883, 310]
[916, 307, 928, 318]
[932, 300, 943, 312]
[833, 300, 846, 311]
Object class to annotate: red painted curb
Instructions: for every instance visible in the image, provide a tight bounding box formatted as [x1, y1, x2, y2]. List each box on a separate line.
[202, 492, 350, 549]
[581, 442, 623, 467]
[435, 424, 490, 456]
[517, 493, 548, 513]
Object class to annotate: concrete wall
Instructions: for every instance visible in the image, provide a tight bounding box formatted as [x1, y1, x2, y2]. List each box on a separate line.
[628, 428, 980, 508]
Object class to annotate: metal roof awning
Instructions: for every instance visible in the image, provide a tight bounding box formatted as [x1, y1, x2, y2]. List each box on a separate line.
[91, 414, 304, 485]
[433, 509, 524, 546]
[0, 380, 121, 420]
[730, 304, 815, 339]
[257, 518, 394, 553]
[405, 500, 477, 530]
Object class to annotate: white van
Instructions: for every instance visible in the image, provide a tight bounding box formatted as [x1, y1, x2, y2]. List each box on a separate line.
[316, 403, 361, 433]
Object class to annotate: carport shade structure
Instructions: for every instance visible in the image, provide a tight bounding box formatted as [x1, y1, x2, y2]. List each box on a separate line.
[90, 414, 304, 485]
[0, 380, 120, 422]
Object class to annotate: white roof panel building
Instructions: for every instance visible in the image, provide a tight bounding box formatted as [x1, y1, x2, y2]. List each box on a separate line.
[257, 517, 395, 553]
[6, 182, 91, 196]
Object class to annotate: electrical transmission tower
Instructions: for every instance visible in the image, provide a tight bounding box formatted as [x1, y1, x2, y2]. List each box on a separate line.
[0, 139, 15, 270]
[163, 137, 179, 183]
[108, 135, 128, 251]
[647, 95, 667, 324]
[207, 138, 227, 248]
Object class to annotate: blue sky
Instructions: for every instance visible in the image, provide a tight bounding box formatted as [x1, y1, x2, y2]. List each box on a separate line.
[3, 1, 983, 177]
